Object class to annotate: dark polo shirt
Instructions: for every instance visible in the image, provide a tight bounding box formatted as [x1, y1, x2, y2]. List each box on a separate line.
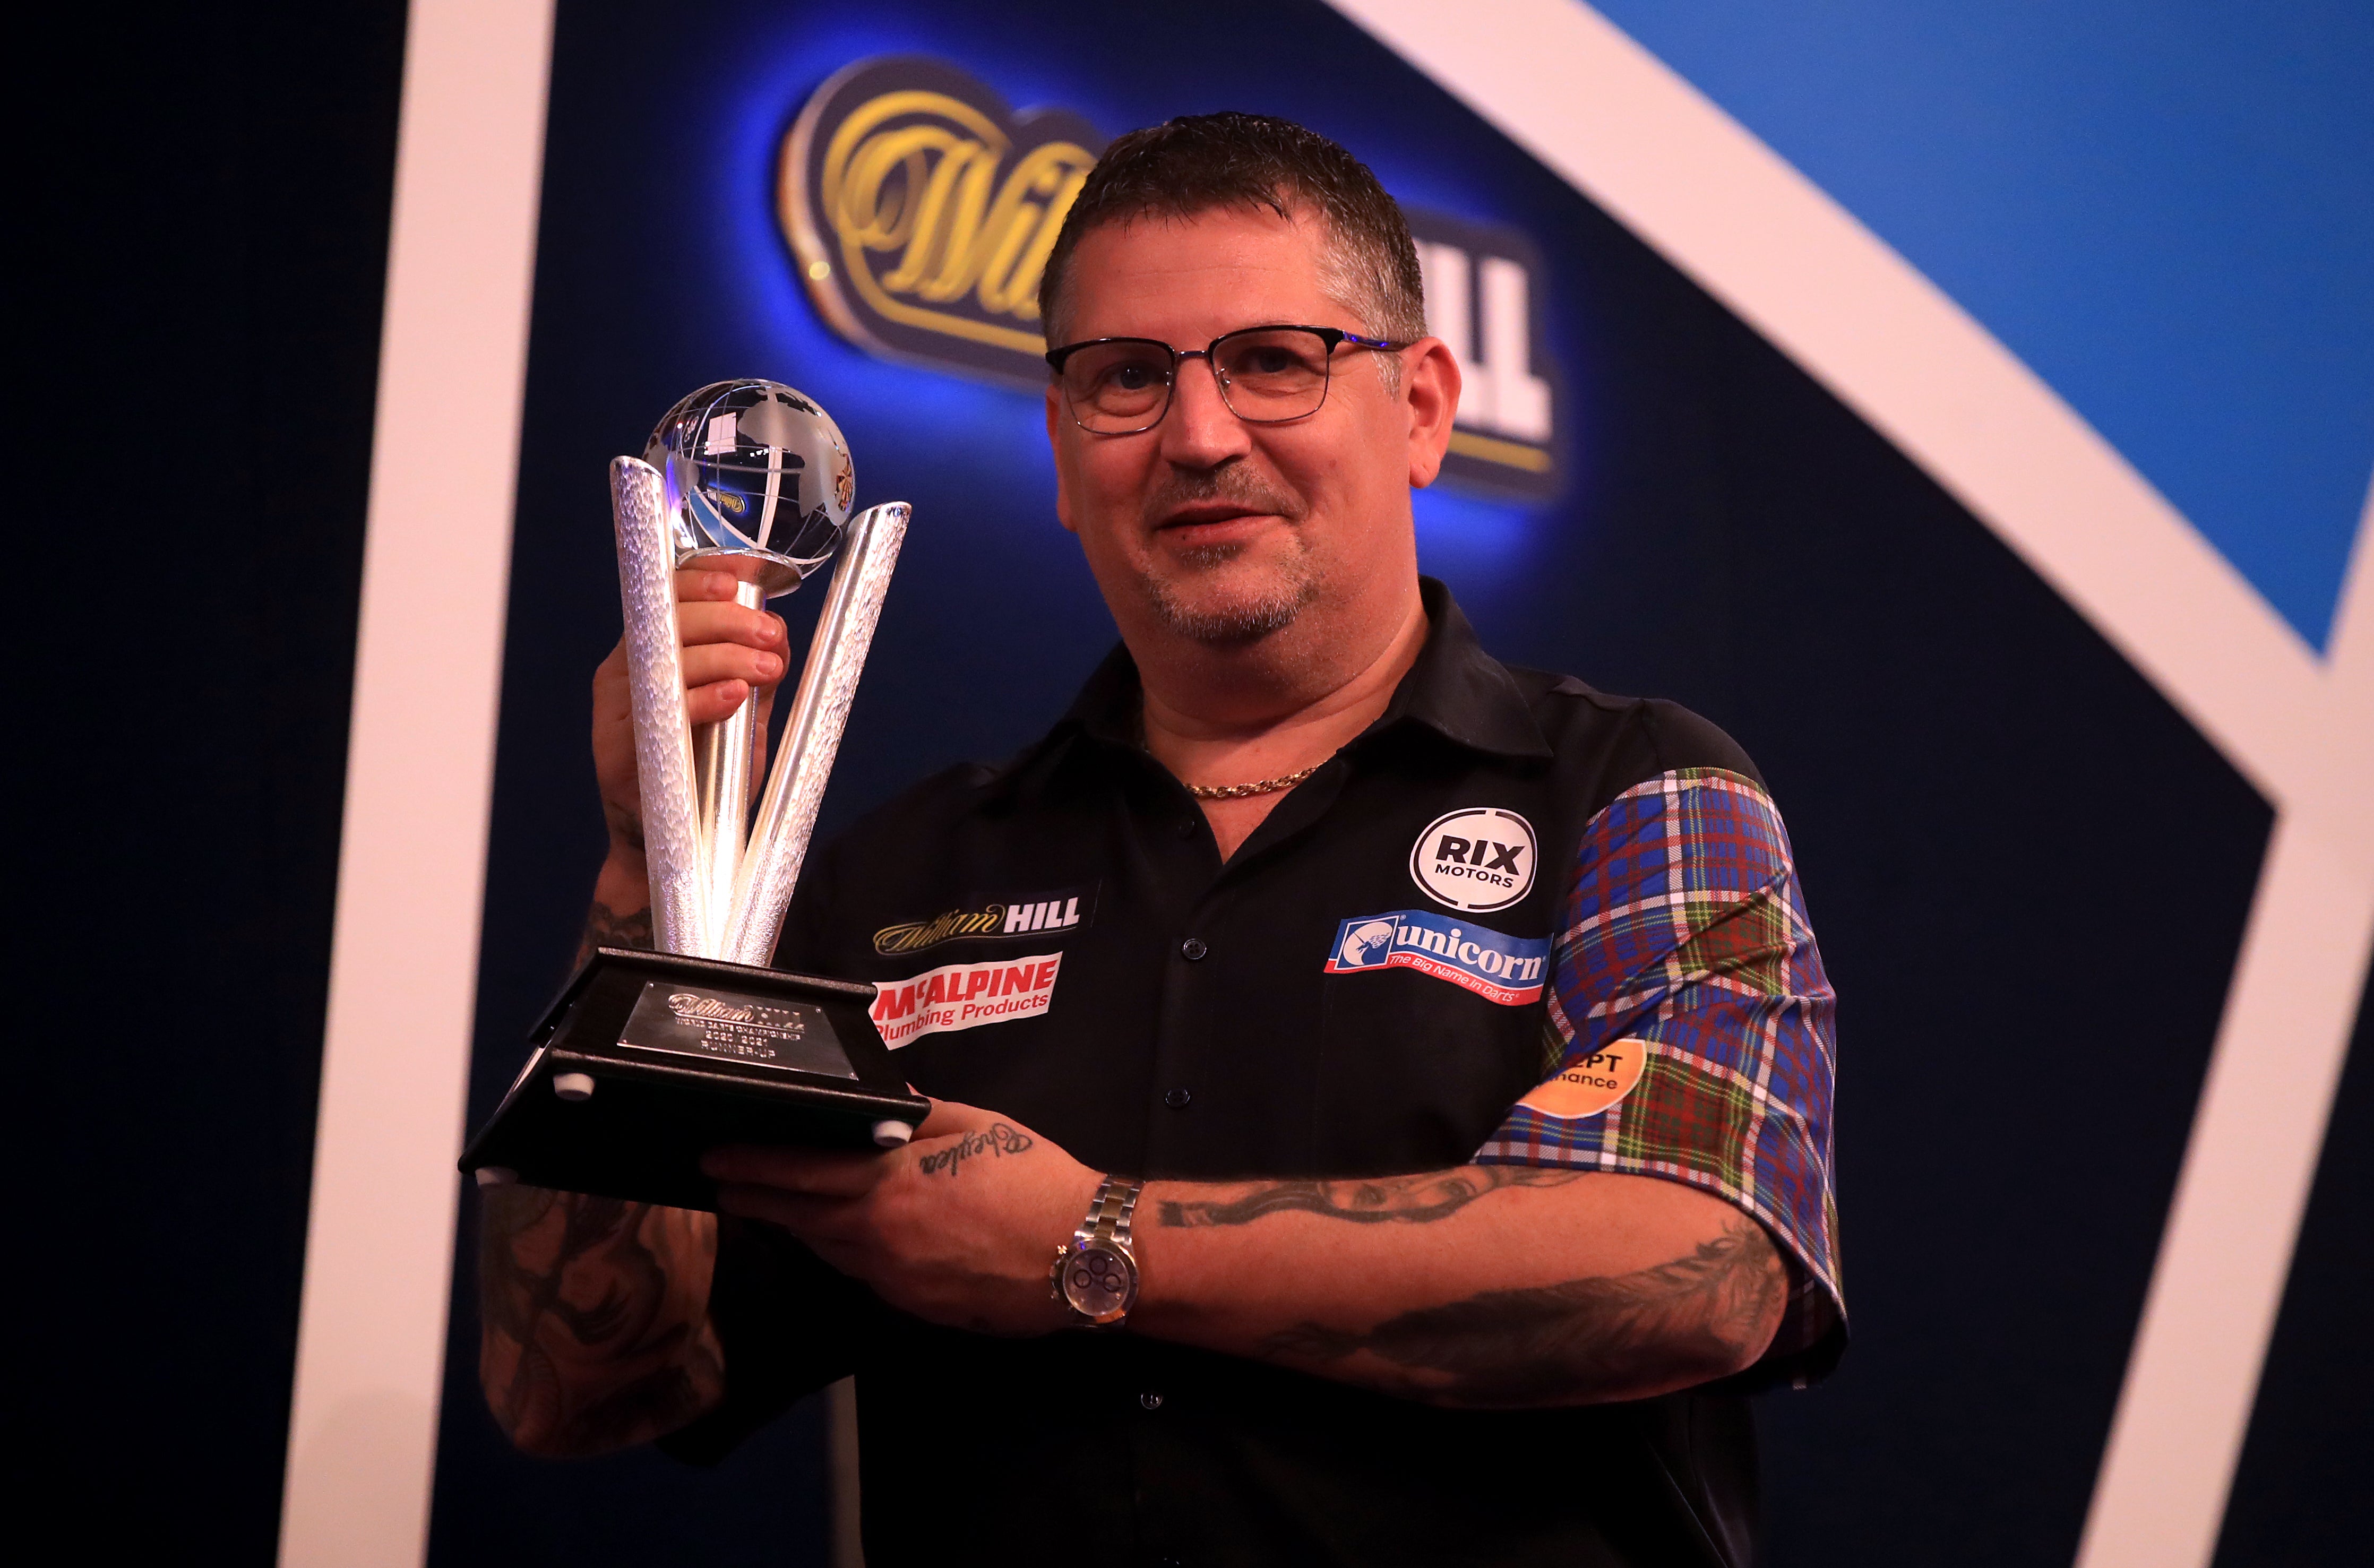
[666, 580, 1824, 1568]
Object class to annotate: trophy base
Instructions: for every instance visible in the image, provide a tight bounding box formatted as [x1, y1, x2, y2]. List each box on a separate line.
[458, 947, 928, 1212]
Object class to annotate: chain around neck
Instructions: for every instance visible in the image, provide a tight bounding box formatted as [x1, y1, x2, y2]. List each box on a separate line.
[1183, 763, 1324, 801]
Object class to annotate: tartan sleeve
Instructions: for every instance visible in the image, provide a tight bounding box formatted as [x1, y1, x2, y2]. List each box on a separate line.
[1475, 767, 1844, 1372]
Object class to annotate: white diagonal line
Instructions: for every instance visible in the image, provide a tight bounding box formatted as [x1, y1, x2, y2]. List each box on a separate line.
[278, 3, 554, 1565]
[1322, 5, 2374, 1565]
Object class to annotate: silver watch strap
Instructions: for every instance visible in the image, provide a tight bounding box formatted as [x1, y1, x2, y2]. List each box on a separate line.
[1077, 1176, 1142, 1252]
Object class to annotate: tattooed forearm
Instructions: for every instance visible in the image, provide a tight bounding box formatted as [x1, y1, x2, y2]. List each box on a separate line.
[577, 898, 655, 964]
[1261, 1217, 1784, 1407]
[1157, 1165, 1581, 1228]
[915, 1123, 1033, 1178]
[477, 1184, 721, 1454]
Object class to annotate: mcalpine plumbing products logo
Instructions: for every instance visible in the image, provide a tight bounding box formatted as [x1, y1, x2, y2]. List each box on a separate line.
[871, 952, 1064, 1047]
[777, 56, 1562, 496]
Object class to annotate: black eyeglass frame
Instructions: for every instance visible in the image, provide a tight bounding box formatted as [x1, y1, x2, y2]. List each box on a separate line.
[1044, 323, 1409, 435]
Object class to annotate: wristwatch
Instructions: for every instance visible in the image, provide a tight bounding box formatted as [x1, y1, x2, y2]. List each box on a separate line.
[1051, 1175, 1143, 1327]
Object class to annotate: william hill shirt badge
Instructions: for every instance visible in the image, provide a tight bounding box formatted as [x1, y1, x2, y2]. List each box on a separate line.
[1325, 911, 1549, 1006]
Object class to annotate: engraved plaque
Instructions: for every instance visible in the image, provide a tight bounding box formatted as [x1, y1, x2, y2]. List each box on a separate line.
[617, 980, 858, 1079]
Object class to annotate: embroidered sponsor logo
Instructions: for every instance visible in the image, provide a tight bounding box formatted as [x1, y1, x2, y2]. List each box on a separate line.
[870, 952, 1063, 1047]
[871, 887, 1092, 955]
[1410, 807, 1537, 911]
[1518, 1038, 1648, 1119]
[1323, 910, 1549, 1006]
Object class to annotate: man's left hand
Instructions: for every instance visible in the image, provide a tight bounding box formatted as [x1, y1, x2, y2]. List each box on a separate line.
[705, 1101, 1099, 1336]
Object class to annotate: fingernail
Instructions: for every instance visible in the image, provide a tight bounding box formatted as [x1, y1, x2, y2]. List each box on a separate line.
[756, 653, 781, 678]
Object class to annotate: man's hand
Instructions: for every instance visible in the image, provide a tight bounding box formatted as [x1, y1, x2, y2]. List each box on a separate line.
[706, 1100, 1100, 1337]
[591, 565, 792, 861]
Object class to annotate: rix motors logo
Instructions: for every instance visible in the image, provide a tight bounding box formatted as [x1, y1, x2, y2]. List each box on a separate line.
[777, 56, 1562, 497]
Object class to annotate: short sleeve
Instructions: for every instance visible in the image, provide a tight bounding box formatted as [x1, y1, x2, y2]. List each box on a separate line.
[1475, 768, 1845, 1377]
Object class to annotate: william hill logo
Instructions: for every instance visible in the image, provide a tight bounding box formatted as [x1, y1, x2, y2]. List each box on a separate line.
[778, 56, 1561, 496]
[780, 56, 1103, 384]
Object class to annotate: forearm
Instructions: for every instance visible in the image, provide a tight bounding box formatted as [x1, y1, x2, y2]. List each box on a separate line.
[477, 1184, 725, 1455]
[1130, 1168, 1784, 1408]
[576, 847, 654, 964]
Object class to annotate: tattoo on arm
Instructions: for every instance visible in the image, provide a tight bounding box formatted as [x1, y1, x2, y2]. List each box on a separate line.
[1262, 1216, 1785, 1406]
[477, 1185, 721, 1453]
[916, 1123, 1033, 1178]
[1156, 1165, 1581, 1228]
[577, 898, 655, 964]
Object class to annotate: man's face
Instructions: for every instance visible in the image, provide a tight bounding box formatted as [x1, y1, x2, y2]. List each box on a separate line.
[1045, 206, 1446, 647]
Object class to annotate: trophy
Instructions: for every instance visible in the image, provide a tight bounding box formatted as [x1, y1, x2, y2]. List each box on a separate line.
[460, 381, 930, 1210]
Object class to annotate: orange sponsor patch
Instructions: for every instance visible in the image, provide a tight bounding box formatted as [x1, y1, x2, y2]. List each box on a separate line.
[1520, 1038, 1648, 1119]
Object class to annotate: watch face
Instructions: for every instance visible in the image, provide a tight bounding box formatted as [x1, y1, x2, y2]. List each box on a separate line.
[1062, 1242, 1136, 1320]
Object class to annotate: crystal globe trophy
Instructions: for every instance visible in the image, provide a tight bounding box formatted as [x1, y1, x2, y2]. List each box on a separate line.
[461, 381, 928, 1210]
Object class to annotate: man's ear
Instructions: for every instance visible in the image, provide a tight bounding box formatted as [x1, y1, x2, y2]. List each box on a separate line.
[1401, 337, 1460, 489]
[1046, 382, 1079, 535]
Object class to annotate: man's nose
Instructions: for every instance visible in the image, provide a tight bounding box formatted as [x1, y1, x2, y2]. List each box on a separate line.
[1159, 355, 1252, 467]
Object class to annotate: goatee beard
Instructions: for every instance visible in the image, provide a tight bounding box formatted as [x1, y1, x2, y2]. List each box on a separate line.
[1145, 540, 1320, 644]
[1139, 469, 1317, 644]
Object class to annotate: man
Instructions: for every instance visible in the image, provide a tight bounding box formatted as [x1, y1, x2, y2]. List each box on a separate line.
[481, 113, 1842, 1566]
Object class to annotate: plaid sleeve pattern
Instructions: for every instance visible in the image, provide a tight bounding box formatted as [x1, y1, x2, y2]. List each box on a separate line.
[1475, 768, 1844, 1364]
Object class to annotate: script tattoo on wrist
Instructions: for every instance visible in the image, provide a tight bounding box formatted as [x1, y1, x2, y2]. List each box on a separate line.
[578, 898, 655, 964]
[1156, 1165, 1581, 1228]
[1260, 1216, 1784, 1407]
[916, 1123, 1034, 1178]
[477, 1185, 721, 1453]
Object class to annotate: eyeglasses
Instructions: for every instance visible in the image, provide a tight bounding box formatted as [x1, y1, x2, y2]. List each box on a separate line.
[1045, 324, 1407, 435]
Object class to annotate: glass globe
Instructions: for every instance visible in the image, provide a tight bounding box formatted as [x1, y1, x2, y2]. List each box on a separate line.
[646, 380, 855, 594]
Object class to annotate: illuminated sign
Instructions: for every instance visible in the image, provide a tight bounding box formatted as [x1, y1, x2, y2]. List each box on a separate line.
[1408, 211, 1560, 495]
[779, 56, 1561, 495]
[780, 56, 1102, 384]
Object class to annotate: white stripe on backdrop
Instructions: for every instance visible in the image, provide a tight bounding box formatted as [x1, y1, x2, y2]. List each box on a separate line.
[278, 2, 554, 1564]
[1320, 4, 2374, 1566]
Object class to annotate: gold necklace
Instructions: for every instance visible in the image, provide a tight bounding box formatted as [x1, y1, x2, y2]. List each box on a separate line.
[1183, 763, 1323, 800]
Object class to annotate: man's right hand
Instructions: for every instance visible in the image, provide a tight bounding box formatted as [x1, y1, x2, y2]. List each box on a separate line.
[591, 566, 793, 864]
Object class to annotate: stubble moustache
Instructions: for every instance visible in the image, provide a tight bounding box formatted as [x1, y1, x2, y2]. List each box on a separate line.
[1139, 466, 1320, 645]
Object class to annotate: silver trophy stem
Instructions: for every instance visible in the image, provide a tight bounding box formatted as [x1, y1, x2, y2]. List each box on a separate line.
[720, 501, 910, 967]
[610, 455, 711, 957]
[694, 579, 764, 931]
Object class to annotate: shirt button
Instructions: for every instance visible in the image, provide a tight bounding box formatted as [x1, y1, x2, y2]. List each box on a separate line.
[1164, 1087, 1192, 1109]
[1180, 937, 1208, 961]
[1140, 1391, 1164, 1410]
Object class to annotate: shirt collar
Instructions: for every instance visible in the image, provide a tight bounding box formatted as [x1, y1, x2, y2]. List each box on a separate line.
[1052, 576, 1552, 763]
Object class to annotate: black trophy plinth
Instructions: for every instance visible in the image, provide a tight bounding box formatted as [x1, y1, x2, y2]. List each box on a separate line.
[459, 947, 927, 1211]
